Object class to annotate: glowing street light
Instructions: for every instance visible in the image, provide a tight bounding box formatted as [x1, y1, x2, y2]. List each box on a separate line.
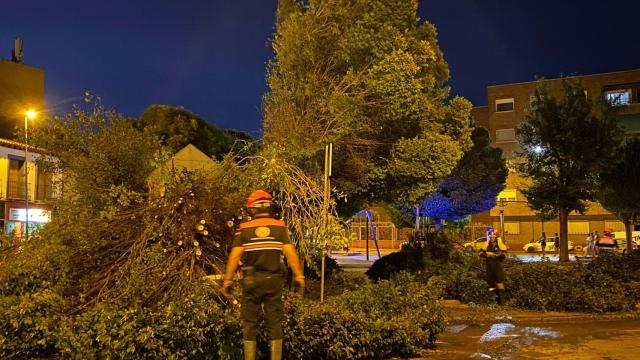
[24, 109, 37, 242]
[25, 110, 37, 120]
[533, 145, 543, 154]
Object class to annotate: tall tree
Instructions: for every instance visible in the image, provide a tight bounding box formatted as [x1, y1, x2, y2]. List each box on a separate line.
[263, 0, 472, 214]
[516, 79, 623, 262]
[422, 127, 507, 223]
[597, 138, 640, 252]
[139, 105, 253, 159]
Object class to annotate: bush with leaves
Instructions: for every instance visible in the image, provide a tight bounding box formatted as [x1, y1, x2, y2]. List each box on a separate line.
[62, 287, 242, 360]
[0, 290, 66, 358]
[284, 273, 445, 359]
[507, 263, 630, 312]
[365, 243, 427, 281]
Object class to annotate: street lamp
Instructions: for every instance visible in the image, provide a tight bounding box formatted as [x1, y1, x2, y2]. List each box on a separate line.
[24, 109, 37, 242]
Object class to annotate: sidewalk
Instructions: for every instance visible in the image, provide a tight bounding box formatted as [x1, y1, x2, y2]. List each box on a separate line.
[330, 252, 383, 272]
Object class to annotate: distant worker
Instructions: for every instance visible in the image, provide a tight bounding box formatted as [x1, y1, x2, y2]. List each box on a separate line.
[539, 232, 547, 259]
[553, 232, 560, 255]
[480, 230, 508, 305]
[585, 232, 594, 256]
[223, 190, 305, 360]
[595, 227, 618, 255]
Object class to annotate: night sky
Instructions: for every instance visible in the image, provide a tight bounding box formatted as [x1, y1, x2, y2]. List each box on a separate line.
[2, 0, 639, 137]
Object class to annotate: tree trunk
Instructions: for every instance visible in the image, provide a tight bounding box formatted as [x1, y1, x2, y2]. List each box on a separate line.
[558, 208, 570, 262]
[625, 218, 633, 254]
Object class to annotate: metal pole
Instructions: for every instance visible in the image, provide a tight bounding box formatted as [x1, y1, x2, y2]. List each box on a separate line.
[24, 115, 29, 242]
[365, 215, 369, 261]
[499, 209, 505, 244]
[320, 143, 332, 302]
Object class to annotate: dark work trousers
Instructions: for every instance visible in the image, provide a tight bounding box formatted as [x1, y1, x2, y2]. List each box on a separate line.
[241, 272, 284, 341]
[486, 259, 505, 287]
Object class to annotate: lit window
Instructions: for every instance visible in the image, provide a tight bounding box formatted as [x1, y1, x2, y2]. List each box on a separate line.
[605, 89, 631, 106]
[495, 128, 516, 143]
[496, 98, 514, 112]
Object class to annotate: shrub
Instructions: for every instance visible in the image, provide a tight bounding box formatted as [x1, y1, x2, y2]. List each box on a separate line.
[444, 270, 495, 305]
[304, 253, 341, 280]
[0, 235, 70, 296]
[365, 244, 426, 281]
[284, 274, 445, 359]
[304, 271, 371, 300]
[63, 288, 242, 359]
[0, 290, 66, 358]
[507, 263, 630, 312]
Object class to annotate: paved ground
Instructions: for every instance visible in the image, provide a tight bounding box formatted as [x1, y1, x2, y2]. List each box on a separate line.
[330, 253, 380, 272]
[420, 301, 640, 359]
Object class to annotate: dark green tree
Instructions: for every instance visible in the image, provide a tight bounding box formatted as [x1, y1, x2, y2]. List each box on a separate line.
[139, 105, 253, 159]
[423, 127, 507, 222]
[597, 138, 640, 252]
[517, 79, 623, 262]
[263, 0, 472, 214]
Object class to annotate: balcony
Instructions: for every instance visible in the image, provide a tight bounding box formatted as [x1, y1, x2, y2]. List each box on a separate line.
[7, 180, 31, 200]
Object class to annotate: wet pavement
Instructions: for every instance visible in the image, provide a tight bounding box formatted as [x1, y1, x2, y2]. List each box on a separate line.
[423, 319, 640, 359]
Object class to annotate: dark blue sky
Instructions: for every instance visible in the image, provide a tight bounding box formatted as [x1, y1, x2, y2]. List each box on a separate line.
[2, 1, 638, 137]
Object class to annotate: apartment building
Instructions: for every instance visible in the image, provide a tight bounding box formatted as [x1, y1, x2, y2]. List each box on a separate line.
[0, 38, 51, 237]
[0, 138, 54, 236]
[471, 69, 640, 247]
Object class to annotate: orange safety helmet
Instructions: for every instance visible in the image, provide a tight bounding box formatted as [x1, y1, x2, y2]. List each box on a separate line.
[246, 190, 273, 208]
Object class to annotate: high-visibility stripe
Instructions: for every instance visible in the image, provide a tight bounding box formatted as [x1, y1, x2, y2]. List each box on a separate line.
[249, 237, 276, 241]
[244, 247, 283, 252]
[243, 243, 284, 249]
[245, 241, 283, 246]
[239, 218, 286, 229]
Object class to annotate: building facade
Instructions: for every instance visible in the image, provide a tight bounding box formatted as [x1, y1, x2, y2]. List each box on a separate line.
[0, 59, 44, 140]
[0, 39, 51, 237]
[0, 138, 54, 237]
[472, 69, 640, 247]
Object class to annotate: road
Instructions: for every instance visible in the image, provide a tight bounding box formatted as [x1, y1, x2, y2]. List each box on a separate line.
[423, 318, 640, 359]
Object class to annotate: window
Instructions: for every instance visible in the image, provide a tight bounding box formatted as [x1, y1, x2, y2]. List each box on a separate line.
[503, 222, 520, 235]
[496, 98, 514, 112]
[496, 189, 517, 202]
[568, 221, 590, 235]
[604, 221, 625, 233]
[36, 166, 54, 201]
[7, 158, 27, 199]
[495, 128, 516, 142]
[605, 89, 631, 106]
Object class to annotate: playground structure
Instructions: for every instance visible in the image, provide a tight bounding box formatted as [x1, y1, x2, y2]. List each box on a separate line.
[348, 211, 404, 257]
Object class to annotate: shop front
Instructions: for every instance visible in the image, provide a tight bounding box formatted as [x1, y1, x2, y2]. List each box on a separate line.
[4, 200, 52, 237]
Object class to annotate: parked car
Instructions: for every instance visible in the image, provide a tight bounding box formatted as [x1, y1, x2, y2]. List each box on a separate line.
[523, 238, 574, 253]
[463, 237, 488, 251]
[612, 235, 640, 254]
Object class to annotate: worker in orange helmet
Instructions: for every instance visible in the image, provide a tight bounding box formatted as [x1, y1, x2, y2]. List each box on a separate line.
[223, 190, 304, 360]
[480, 229, 508, 304]
[595, 227, 618, 255]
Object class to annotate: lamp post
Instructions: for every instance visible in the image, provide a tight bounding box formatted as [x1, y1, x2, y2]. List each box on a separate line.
[24, 110, 36, 242]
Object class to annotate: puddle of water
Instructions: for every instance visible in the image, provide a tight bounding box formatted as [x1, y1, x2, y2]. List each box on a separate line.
[426, 319, 640, 359]
[479, 323, 516, 342]
[446, 324, 468, 334]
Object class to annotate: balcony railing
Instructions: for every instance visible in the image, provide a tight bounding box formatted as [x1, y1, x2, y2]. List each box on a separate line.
[7, 180, 31, 200]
